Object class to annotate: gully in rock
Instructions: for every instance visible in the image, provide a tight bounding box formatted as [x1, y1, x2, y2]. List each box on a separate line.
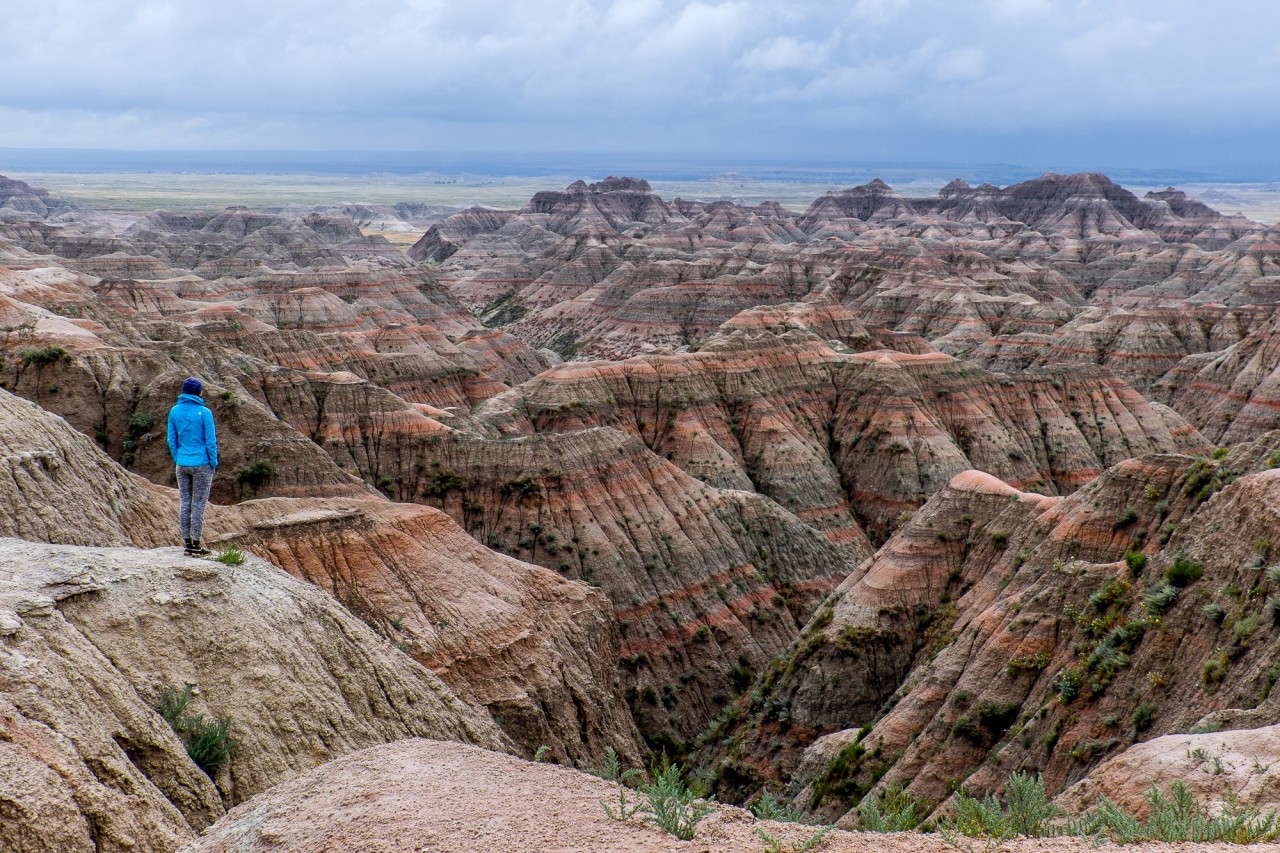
[167, 376, 219, 557]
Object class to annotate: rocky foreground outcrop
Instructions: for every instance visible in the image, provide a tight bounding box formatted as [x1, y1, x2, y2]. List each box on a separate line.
[1058, 724, 1280, 818]
[0, 539, 508, 853]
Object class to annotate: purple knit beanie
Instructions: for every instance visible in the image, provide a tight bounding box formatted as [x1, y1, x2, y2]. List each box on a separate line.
[181, 377, 203, 396]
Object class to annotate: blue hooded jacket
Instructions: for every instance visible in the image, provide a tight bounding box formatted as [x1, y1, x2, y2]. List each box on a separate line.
[167, 393, 218, 468]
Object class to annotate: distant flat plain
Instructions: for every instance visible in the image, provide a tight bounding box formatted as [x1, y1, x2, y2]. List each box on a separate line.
[11, 170, 1280, 224]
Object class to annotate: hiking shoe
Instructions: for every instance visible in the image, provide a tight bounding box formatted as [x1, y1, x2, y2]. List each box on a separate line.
[188, 540, 211, 557]
[183, 538, 195, 555]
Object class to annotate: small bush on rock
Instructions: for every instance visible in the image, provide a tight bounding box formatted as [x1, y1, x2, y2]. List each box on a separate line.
[156, 683, 237, 777]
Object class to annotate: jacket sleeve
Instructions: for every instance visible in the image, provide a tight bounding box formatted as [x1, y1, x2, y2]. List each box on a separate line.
[203, 407, 219, 469]
[167, 409, 178, 460]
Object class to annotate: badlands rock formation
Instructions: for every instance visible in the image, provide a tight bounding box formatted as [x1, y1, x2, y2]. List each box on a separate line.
[0, 385, 652, 853]
[706, 433, 1280, 824]
[5, 170, 1280, 848]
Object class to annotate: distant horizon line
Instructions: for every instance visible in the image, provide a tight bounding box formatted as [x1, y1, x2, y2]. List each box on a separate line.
[4, 147, 1280, 185]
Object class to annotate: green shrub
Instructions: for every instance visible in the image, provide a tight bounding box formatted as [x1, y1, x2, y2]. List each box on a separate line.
[1073, 781, 1280, 843]
[976, 700, 1020, 735]
[19, 345, 66, 367]
[128, 411, 155, 433]
[1268, 565, 1280, 586]
[1055, 669, 1082, 702]
[1165, 556, 1203, 588]
[213, 548, 246, 566]
[751, 790, 812, 824]
[942, 772, 1062, 840]
[185, 716, 236, 775]
[952, 715, 982, 742]
[156, 683, 237, 777]
[236, 461, 273, 493]
[1202, 654, 1228, 690]
[1261, 662, 1280, 702]
[1112, 507, 1139, 530]
[1132, 701, 1158, 732]
[1123, 550, 1147, 576]
[1234, 613, 1262, 644]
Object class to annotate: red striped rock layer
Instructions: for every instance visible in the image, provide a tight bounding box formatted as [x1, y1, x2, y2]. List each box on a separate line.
[704, 435, 1280, 826]
[1155, 311, 1280, 442]
[397, 426, 858, 747]
[481, 329, 1206, 543]
[972, 304, 1273, 393]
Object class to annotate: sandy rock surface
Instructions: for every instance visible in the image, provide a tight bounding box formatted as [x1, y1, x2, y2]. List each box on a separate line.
[0, 538, 507, 853]
[1058, 724, 1280, 817]
[183, 739, 1280, 853]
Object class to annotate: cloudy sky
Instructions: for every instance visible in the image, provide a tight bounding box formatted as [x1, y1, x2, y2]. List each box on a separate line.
[4, 0, 1279, 172]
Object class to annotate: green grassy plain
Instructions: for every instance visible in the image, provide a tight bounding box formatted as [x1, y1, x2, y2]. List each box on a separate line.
[10, 171, 1279, 224]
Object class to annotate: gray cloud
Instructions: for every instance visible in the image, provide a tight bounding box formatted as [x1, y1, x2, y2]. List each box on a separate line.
[3, 0, 1280, 169]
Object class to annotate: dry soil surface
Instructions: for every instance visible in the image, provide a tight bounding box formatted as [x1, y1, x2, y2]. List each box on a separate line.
[182, 739, 1280, 853]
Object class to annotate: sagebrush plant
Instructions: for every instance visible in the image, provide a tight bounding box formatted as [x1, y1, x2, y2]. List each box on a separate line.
[751, 790, 809, 823]
[939, 774, 1280, 844]
[156, 683, 237, 776]
[756, 825, 832, 853]
[639, 758, 714, 840]
[859, 782, 921, 831]
[586, 746, 642, 785]
[942, 772, 1062, 840]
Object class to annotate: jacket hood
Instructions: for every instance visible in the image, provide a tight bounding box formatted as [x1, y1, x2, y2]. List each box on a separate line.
[177, 393, 205, 405]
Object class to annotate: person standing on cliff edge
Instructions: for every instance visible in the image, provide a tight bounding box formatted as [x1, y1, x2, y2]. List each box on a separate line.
[167, 376, 218, 557]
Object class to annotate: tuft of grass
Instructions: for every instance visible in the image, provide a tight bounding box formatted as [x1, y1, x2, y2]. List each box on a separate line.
[212, 548, 245, 566]
[1267, 595, 1280, 625]
[1144, 583, 1179, 616]
[1202, 602, 1226, 625]
[1123, 550, 1148, 576]
[1112, 507, 1139, 530]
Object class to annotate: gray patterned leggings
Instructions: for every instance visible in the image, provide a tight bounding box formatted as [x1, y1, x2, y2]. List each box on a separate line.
[176, 464, 215, 541]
